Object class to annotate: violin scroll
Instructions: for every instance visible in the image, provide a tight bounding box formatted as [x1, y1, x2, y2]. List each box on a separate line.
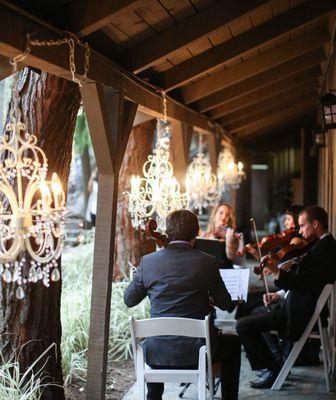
[143, 219, 168, 248]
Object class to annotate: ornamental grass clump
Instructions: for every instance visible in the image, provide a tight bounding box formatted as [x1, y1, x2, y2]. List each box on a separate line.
[0, 344, 58, 400]
[61, 238, 149, 385]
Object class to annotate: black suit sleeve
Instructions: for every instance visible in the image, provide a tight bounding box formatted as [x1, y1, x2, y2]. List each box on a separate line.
[274, 251, 330, 294]
[209, 261, 232, 310]
[124, 259, 147, 307]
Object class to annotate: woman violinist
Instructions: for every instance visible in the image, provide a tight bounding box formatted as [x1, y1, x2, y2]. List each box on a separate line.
[203, 203, 245, 267]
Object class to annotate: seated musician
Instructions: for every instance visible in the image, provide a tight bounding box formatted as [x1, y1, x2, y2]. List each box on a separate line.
[236, 205, 336, 389]
[203, 203, 244, 267]
[124, 209, 241, 400]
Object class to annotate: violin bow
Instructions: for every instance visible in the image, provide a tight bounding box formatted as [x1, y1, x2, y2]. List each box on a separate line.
[250, 218, 270, 296]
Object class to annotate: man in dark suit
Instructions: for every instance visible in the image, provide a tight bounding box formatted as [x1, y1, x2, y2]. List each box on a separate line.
[236, 205, 336, 388]
[124, 209, 241, 400]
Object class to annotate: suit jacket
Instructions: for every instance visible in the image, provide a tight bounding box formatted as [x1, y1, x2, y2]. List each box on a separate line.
[275, 234, 336, 340]
[124, 242, 232, 366]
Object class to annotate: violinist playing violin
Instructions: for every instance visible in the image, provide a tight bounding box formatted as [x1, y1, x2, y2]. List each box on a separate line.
[203, 203, 245, 267]
[245, 204, 304, 261]
[236, 206, 336, 389]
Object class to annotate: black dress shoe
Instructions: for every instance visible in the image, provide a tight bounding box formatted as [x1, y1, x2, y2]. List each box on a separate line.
[255, 368, 269, 378]
[250, 369, 277, 389]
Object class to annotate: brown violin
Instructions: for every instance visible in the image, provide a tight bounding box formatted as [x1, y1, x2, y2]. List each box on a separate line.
[253, 237, 315, 275]
[246, 227, 297, 255]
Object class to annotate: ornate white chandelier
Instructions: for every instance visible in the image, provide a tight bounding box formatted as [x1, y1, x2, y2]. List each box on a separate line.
[0, 39, 85, 298]
[126, 94, 189, 231]
[217, 148, 245, 191]
[186, 133, 220, 213]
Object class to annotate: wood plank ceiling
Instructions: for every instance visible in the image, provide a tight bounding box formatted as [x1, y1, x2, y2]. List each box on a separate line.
[9, 0, 336, 143]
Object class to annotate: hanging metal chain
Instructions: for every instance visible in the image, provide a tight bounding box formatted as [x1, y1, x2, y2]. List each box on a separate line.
[198, 132, 203, 154]
[161, 90, 168, 122]
[27, 35, 90, 87]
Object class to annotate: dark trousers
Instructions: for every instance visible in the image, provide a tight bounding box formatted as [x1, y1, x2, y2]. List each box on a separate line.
[147, 334, 241, 400]
[236, 305, 283, 371]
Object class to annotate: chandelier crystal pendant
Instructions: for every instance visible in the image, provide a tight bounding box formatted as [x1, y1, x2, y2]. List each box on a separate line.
[217, 148, 245, 191]
[0, 60, 67, 299]
[126, 94, 189, 232]
[186, 133, 220, 214]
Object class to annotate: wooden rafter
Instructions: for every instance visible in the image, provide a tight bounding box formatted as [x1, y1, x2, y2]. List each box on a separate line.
[162, 0, 335, 91]
[182, 29, 329, 104]
[196, 49, 325, 113]
[0, 2, 219, 135]
[232, 98, 317, 136]
[228, 93, 316, 133]
[214, 80, 318, 122]
[65, 0, 141, 38]
[209, 66, 320, 119]
[119, 0, 269, 73]
[239, 112, 315, 141]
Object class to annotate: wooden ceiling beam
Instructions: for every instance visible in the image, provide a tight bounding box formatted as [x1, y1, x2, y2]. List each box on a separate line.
[64, 0, 141, 38]
[213, 79, 318, 121]
[196, 49, 325, 112]
[182, 29, 329, 104]
[119, 0, 269, 73]
[223, 86, 317, 133]
[162, 0, 335, 91]
[229, 97, 317, 134]
[0, 2, 222, 136]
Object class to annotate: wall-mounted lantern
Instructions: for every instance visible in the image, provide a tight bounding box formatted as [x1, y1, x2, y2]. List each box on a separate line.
[320, 92, 336, 130]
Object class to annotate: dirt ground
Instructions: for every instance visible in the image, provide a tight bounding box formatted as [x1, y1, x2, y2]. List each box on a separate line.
[65, 360, 135, 400]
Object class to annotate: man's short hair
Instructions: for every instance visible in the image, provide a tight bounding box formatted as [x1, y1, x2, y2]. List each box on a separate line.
[300, 206, 329, 230]
[166, 210, 199, 242]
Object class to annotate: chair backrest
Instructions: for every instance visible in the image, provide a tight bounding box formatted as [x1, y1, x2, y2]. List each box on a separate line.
[130, 316, 208, 339]
[129, 316, 212, 372]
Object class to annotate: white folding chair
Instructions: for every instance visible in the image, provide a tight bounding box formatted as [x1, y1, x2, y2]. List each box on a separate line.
[129, 315, 214, 400]
[272, 283, 335, 391]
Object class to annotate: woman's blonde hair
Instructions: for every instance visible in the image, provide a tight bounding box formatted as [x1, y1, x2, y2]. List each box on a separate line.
[206, 203, 237, 233]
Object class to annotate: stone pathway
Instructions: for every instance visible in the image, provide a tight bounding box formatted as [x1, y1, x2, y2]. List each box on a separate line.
[122, 353, 335, 399]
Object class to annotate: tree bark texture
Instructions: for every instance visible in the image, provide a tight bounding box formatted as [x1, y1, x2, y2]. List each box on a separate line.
[114, 120, 156, 279]
[0, 67, 80, 400]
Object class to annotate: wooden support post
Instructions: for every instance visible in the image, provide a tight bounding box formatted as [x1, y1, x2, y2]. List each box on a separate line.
[300, 126, 317, 205]
[170, 121, 193, 190]
[80, 82, 137, 400]
[207, 133, 218, 172]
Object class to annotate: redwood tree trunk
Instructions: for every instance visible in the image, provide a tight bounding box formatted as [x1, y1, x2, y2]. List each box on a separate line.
[114, 119, 156, 279]
[0, 67, 80, 400]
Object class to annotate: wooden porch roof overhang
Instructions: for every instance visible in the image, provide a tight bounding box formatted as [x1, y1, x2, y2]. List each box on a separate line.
[0, 3, 335, 400]
[0, 1, 233, 143]
[0, 0, 335, 145]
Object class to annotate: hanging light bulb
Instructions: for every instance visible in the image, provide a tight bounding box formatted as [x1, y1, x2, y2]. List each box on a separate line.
[217, 148, 246, 191]
[125, 92, 189, 231]
[186, 133, 220, 214]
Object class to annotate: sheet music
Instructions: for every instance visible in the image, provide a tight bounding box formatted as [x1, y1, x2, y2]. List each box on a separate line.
[220, 269, 250, 301]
